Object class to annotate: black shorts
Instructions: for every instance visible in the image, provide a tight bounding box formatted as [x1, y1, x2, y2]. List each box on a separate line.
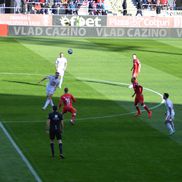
[49, 130, 62, 140]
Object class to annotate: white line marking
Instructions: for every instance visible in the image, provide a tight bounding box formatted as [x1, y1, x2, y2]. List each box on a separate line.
[0, 73, 164, 122]
[76, 78, 164, 120]
[0, 122, 42, 182]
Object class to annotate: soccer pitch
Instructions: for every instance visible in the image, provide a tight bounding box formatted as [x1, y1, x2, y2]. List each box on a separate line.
[0, 37, 182, 182]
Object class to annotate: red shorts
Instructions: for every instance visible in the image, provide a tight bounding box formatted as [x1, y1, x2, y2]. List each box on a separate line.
[132, 69, 139, 78]
[134, 95, 144, 105]
[62, 106, 76, 114]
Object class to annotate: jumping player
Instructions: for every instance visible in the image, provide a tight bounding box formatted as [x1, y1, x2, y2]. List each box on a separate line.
[38, 72, 60, 110]
[47, 106, 64, 159]
[163, 93, 175, 135]
[131, 54, 141, 78]
[58, 88, 77, 125]
[55, 52, 67, 89]
[131, 77, 152, 118]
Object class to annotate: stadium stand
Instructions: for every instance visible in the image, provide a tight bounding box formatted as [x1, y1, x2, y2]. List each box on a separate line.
[0, 0, 181, 15]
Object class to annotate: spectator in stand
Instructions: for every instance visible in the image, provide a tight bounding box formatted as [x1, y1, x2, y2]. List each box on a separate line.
[96, 1, 106, 15]
[122, 0, 127, 16]
[68, 1, 78, 14]
[40, 0, 46, 3]
[52, 3, 58, 14]
[136, 0, 143, 16]
[88, 0, 94, 15]
[92, 0, 97, 15]
[142, 0, 148, 9]
[34, 2, 42, 13]
[156, 0, 161, 14]
[14, 0, 21, 13]
[21, 0, 27, 13]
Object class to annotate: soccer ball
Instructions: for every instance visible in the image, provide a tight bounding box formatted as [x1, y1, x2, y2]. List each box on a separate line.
[68, 48, 73, 54]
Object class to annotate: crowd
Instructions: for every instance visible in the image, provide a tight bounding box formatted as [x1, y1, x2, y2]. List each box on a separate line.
[88, 0, 107, 15]
[0, 0, 177, 15]
[139, 0, 176, 11]
[12, 0, 82, 14]
[0, 0, 107, 15]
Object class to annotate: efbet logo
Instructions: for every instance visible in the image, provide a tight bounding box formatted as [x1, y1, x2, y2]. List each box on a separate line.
[59, 16, 102, 27]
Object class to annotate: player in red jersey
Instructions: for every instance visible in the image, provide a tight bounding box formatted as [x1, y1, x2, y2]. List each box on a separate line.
[131, 54, 141, 78]
[58, 88, 77, 125]
[131, 77, 152, 118]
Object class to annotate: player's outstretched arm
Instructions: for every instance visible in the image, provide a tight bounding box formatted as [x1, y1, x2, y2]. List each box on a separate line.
[38, 77, 47, 84]
[71, 95, 76, 102]
[132, 93, 136, 97]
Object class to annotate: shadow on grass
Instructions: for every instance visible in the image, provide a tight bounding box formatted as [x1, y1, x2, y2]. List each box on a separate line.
[2, 80, 45, 87]
[1, 37, 182, 56]
[1, 92, 182, 182]
[0, 92, 169, 123]
[77, 78, 128, 88]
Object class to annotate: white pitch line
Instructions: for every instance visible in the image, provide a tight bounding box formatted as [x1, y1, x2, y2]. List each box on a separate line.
[0, 122, 42, 182]
[76, 78, 164, 120]
[0, 73, 164, 121]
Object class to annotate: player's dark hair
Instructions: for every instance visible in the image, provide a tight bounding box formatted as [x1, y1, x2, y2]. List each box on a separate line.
[64, 87, 68, 93]
[131, 77, 136, 83]
[53, 105, 57, 111]
[164, 93, 169, 98]
[55, 72, 59, 75]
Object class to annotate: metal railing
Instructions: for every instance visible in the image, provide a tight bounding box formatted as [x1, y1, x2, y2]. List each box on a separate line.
[0, 3, 181, 16]
[0, 2, 108, 15]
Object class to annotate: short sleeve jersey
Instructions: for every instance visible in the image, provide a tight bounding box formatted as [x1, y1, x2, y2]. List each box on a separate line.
[165, 99, 175, 116]
[56, 57, 67, 70]
[60, 93, 76, 107]
[47, 75, 60, 89]
[48, 111, 63, 131]
[133, 84, 143, 97]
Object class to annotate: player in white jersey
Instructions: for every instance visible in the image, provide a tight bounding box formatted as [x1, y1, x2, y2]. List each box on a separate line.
[55, 52, 67, 89]
[38, 72, 60, 110]
[163, 93, 175, 135]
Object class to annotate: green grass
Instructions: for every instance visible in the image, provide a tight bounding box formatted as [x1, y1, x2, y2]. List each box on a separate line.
[0, 37, 182, 182]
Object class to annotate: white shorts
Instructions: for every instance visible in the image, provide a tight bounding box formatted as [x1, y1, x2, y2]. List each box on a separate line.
[46, 87, 55, 96]
[57, 69, 65, 77]
[166, 110, 175, 120]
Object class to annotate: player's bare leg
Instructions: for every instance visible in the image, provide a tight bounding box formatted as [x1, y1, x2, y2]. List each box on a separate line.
[135, 104, 141, 116]
[70, 108, 77, 125]
[170, 120, 175, 132]
[59, 75, 64, 89]
[142, 103, 152, 118]
[165, 120, 175, 135]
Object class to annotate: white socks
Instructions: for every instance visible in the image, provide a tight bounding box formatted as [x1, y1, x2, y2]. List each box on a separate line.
[166, 123, 175, 135]
[59, 77, 63, 88]
[43, 98, 54, 110]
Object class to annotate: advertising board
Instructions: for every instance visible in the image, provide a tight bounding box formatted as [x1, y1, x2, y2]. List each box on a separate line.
[107, 16, 182, 28]
[0, 14, 52, 26]
[9, 26, 182, 38]
[53, 15, 107, 27]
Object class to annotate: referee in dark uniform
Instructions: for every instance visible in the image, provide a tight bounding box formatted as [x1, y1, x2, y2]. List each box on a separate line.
[47, 105, 64, 159]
